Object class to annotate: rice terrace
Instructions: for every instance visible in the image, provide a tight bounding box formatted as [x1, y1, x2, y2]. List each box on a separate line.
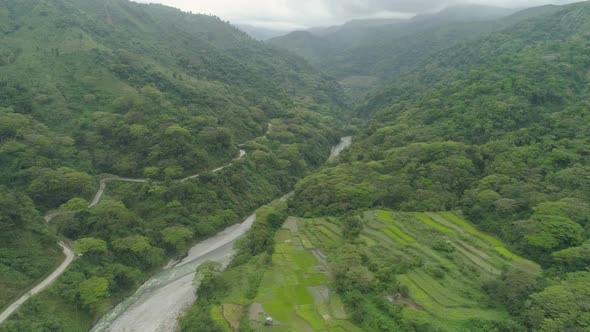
[206, 208, 540, 331]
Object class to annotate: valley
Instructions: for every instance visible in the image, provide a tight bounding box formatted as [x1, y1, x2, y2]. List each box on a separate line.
[1, 0, 589, 331]
[90, 137, 351, 332]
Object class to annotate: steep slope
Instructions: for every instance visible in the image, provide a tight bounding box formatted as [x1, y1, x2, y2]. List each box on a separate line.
[293, 4, 590, 329]
[180, 2, 590, 331]
[0, 0, 347, 208]
[269, 5, 559, 101]
[0, 0, 349, 330]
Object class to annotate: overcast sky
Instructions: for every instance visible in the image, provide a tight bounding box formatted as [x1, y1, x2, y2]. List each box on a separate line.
[133, 0, 582, 30]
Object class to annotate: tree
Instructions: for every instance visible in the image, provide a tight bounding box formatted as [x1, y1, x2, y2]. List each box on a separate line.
[483, 268, 538, 314]
[60, 198, 89, 211]
[162, 226, 193, 250]
[112, 235, 152, 253]
[73, 237, 107, 255]
[527, 272, 590, 331]
[195, 261, 227, 301]
[552, 241, 590, 272]
[79, 277, 109, 308]
[525, 207, 585, 254]
[331, 244, 376, 292]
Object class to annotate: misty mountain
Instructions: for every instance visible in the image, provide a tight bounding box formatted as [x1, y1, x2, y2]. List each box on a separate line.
[235, 24, 287, 40]
[181, 2, 590, 331]
[268, 4, 532, 100]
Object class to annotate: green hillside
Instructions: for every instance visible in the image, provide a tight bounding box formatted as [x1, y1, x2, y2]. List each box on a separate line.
[181, 2, 590, 332]
[179, 206, 540, 331]
[269, 5, 561, 101]
[0, 0, 348, 330]
[290, 2, 590, 330]
[2, 0, 590, 331]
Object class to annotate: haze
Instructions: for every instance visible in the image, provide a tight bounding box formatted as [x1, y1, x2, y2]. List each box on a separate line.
[134, 0, 582, 29]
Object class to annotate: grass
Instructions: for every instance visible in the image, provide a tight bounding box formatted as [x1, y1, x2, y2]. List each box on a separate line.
[398, 273, 508, 326]
[404, 271, 475, 307]
[222, 303, 243, 330]
[327, 319, 366, 332]
[216, 218, 359, 331]
[211, 305, 232, 332]
[416, 213, 456, 235]
[296, 305, 326, 330]
[440, 212, 504, 247]
[213, 211, 539, 331]
[376, 210, 415, 245]
[363, 210, 538, 331]
[376, 209, 394, 222]
[317, 225, 339, 241]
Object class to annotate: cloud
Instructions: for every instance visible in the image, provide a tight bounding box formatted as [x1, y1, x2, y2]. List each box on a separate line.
[132, 0, 580, 30]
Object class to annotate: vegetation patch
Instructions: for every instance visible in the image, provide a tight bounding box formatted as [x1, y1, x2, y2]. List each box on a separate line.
[221, 303, 243, 331]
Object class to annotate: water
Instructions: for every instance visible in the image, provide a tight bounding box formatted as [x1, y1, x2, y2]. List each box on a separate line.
[90, 215, 255, 332]
[90, 137, 352, 332]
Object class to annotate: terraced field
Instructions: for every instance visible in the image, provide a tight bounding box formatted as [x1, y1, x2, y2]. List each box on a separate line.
[210, 211, 539, 331]
[365, 210, 540, 330]
[212, 217, 362, 331]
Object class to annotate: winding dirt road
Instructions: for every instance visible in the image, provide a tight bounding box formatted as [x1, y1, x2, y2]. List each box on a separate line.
[0, 242, 75, 325]
[0, 130, 353, 329]
[90, 136, 353, 332]
[0, 148, 247, 326]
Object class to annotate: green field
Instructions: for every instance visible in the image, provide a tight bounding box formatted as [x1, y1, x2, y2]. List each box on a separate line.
[364, 211, 540, 330]
[214, 217, 361, 331]
[211, 211, 540, 331]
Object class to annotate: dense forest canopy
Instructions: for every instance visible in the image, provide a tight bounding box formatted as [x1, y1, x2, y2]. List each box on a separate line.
[181, 2, 590, 332]
[269, 4, 562, 101]
[0, 0, 346, 330]
[1, 0, 590, 331]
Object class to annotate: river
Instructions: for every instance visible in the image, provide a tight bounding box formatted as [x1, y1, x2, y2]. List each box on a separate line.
[90, 215, 255, 332]
[90, 137, 352, 332]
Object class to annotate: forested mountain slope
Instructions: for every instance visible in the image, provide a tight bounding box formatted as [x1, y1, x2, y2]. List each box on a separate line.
[0, 0, 346, 225]
[269, 5, 560, 101]
[182, 2, 590, 331]
[0, 0, 348, 330]
[293, 2, 590, 329]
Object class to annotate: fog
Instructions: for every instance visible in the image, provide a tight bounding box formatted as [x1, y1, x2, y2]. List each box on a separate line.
[134, 0, 581, 30]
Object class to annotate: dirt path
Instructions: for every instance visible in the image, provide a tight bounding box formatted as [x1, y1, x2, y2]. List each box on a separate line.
[0, 132, 351, 329]
[0, 242, 75, 325]
[328, 136, 352, 161]
[90, 136, 353, 332]
[0, 147, 247, 326]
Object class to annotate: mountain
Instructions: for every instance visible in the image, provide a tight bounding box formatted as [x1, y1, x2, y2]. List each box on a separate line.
[180, 2, 590, 331]
[269, 5, 550, 101]
[0, 0, 348, 330]
[235, 24, 287, 40]
[412, 4, 515, 24]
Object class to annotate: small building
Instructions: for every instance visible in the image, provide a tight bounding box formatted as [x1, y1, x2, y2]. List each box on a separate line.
[265, 316, 273, 326]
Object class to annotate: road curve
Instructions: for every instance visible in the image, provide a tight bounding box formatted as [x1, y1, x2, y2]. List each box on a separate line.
[0, 147, 248, 326]
[0, 242, 75, 325]
[1, 131, 351, 328]
[90, 136, 353, 332]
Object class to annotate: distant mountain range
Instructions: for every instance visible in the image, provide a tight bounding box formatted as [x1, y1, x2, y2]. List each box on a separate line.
[235, 24, 288, 40]
[266, 4, 561, 100]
